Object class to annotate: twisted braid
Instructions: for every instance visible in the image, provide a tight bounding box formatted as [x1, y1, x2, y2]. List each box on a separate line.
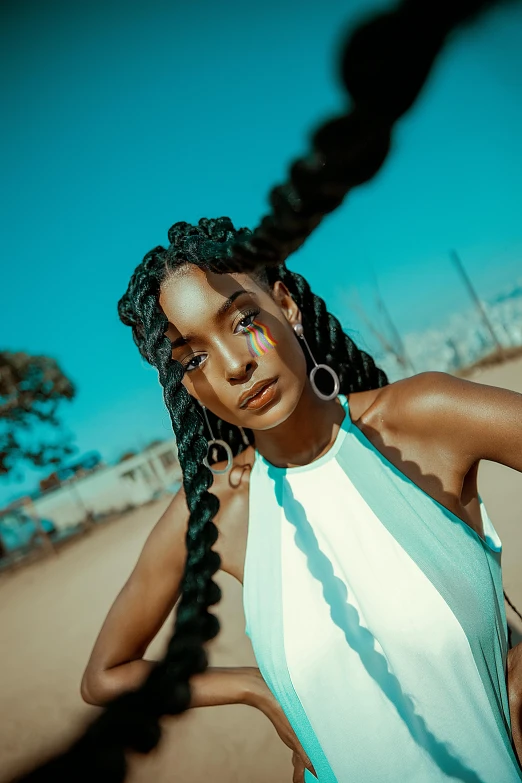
[11, 1, 518, 781]
[208, 0, 501, 275]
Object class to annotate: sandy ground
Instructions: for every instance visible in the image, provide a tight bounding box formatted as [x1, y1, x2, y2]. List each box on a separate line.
[1, 359, 521, 783]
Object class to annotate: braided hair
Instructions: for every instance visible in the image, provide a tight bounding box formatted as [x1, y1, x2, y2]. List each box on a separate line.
[11, 0, 520, 780]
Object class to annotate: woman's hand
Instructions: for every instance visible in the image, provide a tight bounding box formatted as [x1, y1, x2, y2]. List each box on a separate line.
[507, 642, 522, 767]
[246, 669, 318, 781]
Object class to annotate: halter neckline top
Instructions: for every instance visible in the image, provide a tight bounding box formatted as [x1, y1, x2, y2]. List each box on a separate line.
[243, 393, 521, 782]
[253, 392, 497, 552]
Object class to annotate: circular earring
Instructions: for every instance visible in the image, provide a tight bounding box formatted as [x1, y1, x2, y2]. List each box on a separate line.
[293, 322, 340, 401]
[199, 402, 233, 474]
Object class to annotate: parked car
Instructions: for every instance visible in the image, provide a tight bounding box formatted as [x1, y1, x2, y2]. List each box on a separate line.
[0, 509, 57, 555]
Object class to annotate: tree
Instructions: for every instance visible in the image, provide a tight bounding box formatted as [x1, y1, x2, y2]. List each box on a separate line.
[0, 350, 77, 480]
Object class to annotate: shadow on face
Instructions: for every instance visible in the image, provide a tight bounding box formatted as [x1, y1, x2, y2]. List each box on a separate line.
[159, 265, 308, 430]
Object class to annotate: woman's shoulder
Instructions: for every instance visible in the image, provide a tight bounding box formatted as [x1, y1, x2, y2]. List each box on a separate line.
[209, 444, 255, 498]
[349, 377, 428, 432]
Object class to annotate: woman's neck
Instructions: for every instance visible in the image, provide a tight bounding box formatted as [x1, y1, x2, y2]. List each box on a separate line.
[251, 383, 345, 469]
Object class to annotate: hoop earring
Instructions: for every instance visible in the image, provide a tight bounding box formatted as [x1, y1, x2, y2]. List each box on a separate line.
[293, 322, 340, 401]
[199, 402, 233, 474]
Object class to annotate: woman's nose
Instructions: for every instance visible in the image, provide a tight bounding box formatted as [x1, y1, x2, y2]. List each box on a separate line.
[225, 357, 256, 382]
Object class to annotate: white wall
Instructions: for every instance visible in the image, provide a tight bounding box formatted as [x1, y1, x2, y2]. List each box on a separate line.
[32, 441, 181, 530]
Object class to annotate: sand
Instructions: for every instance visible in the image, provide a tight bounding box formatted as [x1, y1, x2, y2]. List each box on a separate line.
[1, 359, 521, 783]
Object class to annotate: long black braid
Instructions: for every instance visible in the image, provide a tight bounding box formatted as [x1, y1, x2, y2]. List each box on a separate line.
[11, 0, 520, 780]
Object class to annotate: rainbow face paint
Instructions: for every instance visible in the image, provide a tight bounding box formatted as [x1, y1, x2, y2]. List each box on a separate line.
[243, 318, 277, 357]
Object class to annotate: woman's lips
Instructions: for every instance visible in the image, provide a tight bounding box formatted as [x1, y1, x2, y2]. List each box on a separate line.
[242, 378, 279, 410]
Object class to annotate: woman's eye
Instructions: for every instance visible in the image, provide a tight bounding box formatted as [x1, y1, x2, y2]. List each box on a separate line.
[182, 309, 260, 374]
[236, 309, 259, 332]
[183, 355, 204, 373]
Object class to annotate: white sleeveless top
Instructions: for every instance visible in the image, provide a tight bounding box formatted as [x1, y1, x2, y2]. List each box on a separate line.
[242, 393, 522, 782]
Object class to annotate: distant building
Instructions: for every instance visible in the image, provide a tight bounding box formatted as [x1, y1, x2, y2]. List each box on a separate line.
[26, 439, 181, 532]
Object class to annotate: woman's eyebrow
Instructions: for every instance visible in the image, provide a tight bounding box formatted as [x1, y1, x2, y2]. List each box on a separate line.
[169, 289, 257, 350]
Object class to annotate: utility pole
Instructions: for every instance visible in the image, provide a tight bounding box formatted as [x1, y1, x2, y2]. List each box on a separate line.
[67, 477, 95, 528]
[21, 496, 56, 556]
[449, 250, 504, 355]
[346, 289, 411, 375]
[369, 266, 417, 374]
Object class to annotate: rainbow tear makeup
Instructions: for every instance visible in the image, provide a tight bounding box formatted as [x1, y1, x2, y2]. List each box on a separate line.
[243, 319, 277, 356]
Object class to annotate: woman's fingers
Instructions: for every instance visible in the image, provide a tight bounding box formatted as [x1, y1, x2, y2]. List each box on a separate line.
[292, 750, 306, 783]
[292, 749, 318, 781]
[296, 742, 317, 779]
[254, 683, 318, 779]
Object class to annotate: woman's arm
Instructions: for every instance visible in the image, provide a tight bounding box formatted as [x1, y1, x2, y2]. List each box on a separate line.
[80, 484, 240, 707]
[85, 656, 263, 711]
[80, 484, 188, 704]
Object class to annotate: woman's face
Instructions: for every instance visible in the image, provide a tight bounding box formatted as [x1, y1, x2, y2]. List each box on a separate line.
[159, 265, 307, 430]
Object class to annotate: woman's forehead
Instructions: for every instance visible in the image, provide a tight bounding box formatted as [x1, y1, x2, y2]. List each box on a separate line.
[159, 267, 259, 331]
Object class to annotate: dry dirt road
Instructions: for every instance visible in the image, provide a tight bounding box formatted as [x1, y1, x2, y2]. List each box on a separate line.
[1, 360, 521, 783]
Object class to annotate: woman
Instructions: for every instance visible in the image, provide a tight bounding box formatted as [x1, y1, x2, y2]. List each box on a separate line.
[77, 214, 522, 783]
[12, 1, 522, 781]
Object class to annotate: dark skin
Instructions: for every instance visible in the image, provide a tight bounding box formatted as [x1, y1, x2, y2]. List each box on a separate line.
[163, 264, 522, 774]
[82, 265, 522, 780]
[160, 265, 346, 470]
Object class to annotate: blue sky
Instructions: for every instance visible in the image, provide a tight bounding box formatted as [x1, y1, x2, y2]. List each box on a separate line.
[1, 0, 521, 505]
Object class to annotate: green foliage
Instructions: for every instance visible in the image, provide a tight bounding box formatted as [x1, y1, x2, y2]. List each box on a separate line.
[0, 350, 77, 479]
